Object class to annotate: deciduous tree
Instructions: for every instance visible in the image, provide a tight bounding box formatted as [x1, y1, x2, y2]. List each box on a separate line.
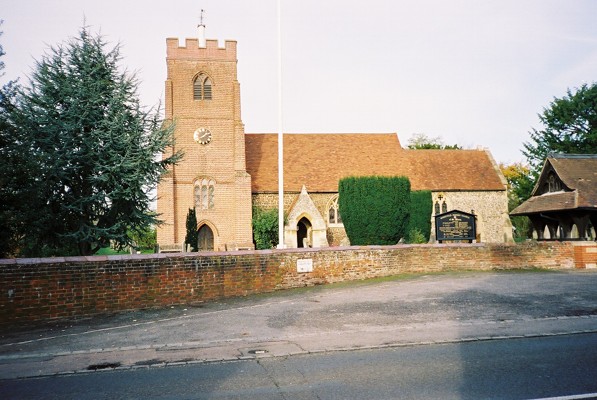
[407, 133, 461, 150]
[500, 162, 534, 240]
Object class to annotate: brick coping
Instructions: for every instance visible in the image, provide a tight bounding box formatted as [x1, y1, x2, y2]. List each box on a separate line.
[0, 241, 584, 265]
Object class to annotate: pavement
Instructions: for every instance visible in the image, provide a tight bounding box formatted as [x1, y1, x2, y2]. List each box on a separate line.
[2, 270, 597, 380]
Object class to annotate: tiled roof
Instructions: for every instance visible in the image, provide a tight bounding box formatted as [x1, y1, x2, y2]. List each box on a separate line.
[510, 191, 577, 215]
[511, 154, 597, 215]
[547, 155, 597, 208]
[245, 133, 506, 193]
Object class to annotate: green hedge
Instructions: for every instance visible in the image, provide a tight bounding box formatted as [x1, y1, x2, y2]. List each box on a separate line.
[406, 190, 432, 243]
[338, 176, 411, 245]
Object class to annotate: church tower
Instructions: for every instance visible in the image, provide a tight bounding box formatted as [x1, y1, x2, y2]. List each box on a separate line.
[157, 29, 253, 251]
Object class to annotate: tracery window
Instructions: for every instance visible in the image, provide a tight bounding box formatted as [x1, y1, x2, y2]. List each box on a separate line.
[328, 195, 342, 225]
[193, 73, 212, 100]
[194, 178, 215, 210]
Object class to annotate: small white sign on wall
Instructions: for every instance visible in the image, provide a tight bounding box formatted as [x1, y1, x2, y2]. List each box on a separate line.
[297, 258, 313, 273]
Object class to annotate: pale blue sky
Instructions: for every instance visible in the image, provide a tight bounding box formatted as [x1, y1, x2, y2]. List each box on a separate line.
[1, 0, 596, 164]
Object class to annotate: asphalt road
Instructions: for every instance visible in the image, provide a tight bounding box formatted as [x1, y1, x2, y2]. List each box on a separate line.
[2, 333, 597, 399]
[1, 270, 597, 397]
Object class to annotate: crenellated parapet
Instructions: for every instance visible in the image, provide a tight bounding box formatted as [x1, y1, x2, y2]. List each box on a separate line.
[166, 38, 237, 61]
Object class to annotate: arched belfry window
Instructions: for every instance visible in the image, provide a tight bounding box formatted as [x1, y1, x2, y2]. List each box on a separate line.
[194, 178, 215, 210]
[328, 195, 342, 225]
[193, 73, 212, 100]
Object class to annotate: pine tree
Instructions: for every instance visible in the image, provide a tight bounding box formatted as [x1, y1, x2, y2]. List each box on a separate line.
[4, 26, 181, 256]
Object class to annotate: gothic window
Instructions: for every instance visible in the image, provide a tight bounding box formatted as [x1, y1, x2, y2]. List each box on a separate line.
[194, 178, 215, 210]
[434, 202, 440, 215]
[328, 195, 342, 225]
[442, 201, 448, 214]
[193, 73, 212, 100]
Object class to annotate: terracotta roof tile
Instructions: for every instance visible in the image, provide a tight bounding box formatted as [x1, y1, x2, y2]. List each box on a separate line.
[245, 133, 506, 193]
[548, 155, 597, 208]
[511, 154, 597, 215]
[510, 191, 577, 215]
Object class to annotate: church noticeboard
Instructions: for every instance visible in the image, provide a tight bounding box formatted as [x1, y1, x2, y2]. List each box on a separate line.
[435, 210, 476, 243]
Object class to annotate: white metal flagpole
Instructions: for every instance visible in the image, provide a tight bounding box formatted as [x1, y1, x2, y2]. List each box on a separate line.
[276, 0, 285, 249]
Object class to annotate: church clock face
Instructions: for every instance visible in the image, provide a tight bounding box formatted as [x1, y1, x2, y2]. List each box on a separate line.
[193, 127, 212, 145]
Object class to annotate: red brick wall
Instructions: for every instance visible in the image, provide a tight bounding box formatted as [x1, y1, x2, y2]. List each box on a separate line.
[573, 242, 597, 269]
[0, 242, 591, 326]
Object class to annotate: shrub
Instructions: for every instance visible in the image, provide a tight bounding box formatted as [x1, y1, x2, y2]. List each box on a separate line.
[129, 226, 157, 251]
[406, 190, 432, 243]
[405, 227, 427, 244]
[253, 207, 280, 250]
[338, 176, 411, 245]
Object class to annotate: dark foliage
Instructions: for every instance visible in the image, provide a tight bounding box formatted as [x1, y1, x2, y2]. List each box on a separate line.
[1, 26, 181, 256]
[338, 176, 411, 245]
[184, 208, 198, 252]
[406, 190, 432, 243]
[252, 207, 279, 250]
[523, 83, 597, 175]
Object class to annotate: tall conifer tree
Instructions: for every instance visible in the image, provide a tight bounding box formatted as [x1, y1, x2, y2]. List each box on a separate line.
[3, 26, 180, 256]
[0, 24, 27, 257]
[184, 208, 198, 252]
[524, 83, 597, 175]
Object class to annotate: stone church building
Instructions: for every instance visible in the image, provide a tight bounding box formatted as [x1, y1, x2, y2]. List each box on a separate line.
[157, 35, 513, 251]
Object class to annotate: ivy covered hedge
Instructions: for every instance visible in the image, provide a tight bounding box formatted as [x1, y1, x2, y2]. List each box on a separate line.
[338, 176, 411, 245]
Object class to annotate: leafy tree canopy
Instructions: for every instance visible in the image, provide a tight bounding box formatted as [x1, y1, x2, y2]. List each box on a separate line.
[523, 83, 597, 175]
[499, 162, 534, 208]
[252, 207, 280, 250]
[407, 133, 461, 150]
[1, 26, 181, 257]
[499, 162, 534, 240]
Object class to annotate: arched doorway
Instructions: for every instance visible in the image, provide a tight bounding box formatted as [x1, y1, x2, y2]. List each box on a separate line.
[297, 217, 312, 248]
[197, 224, 214, 251]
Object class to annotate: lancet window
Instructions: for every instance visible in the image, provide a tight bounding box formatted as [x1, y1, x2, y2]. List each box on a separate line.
[328, 196, 342, 225]
[193, 73, 212, 100]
